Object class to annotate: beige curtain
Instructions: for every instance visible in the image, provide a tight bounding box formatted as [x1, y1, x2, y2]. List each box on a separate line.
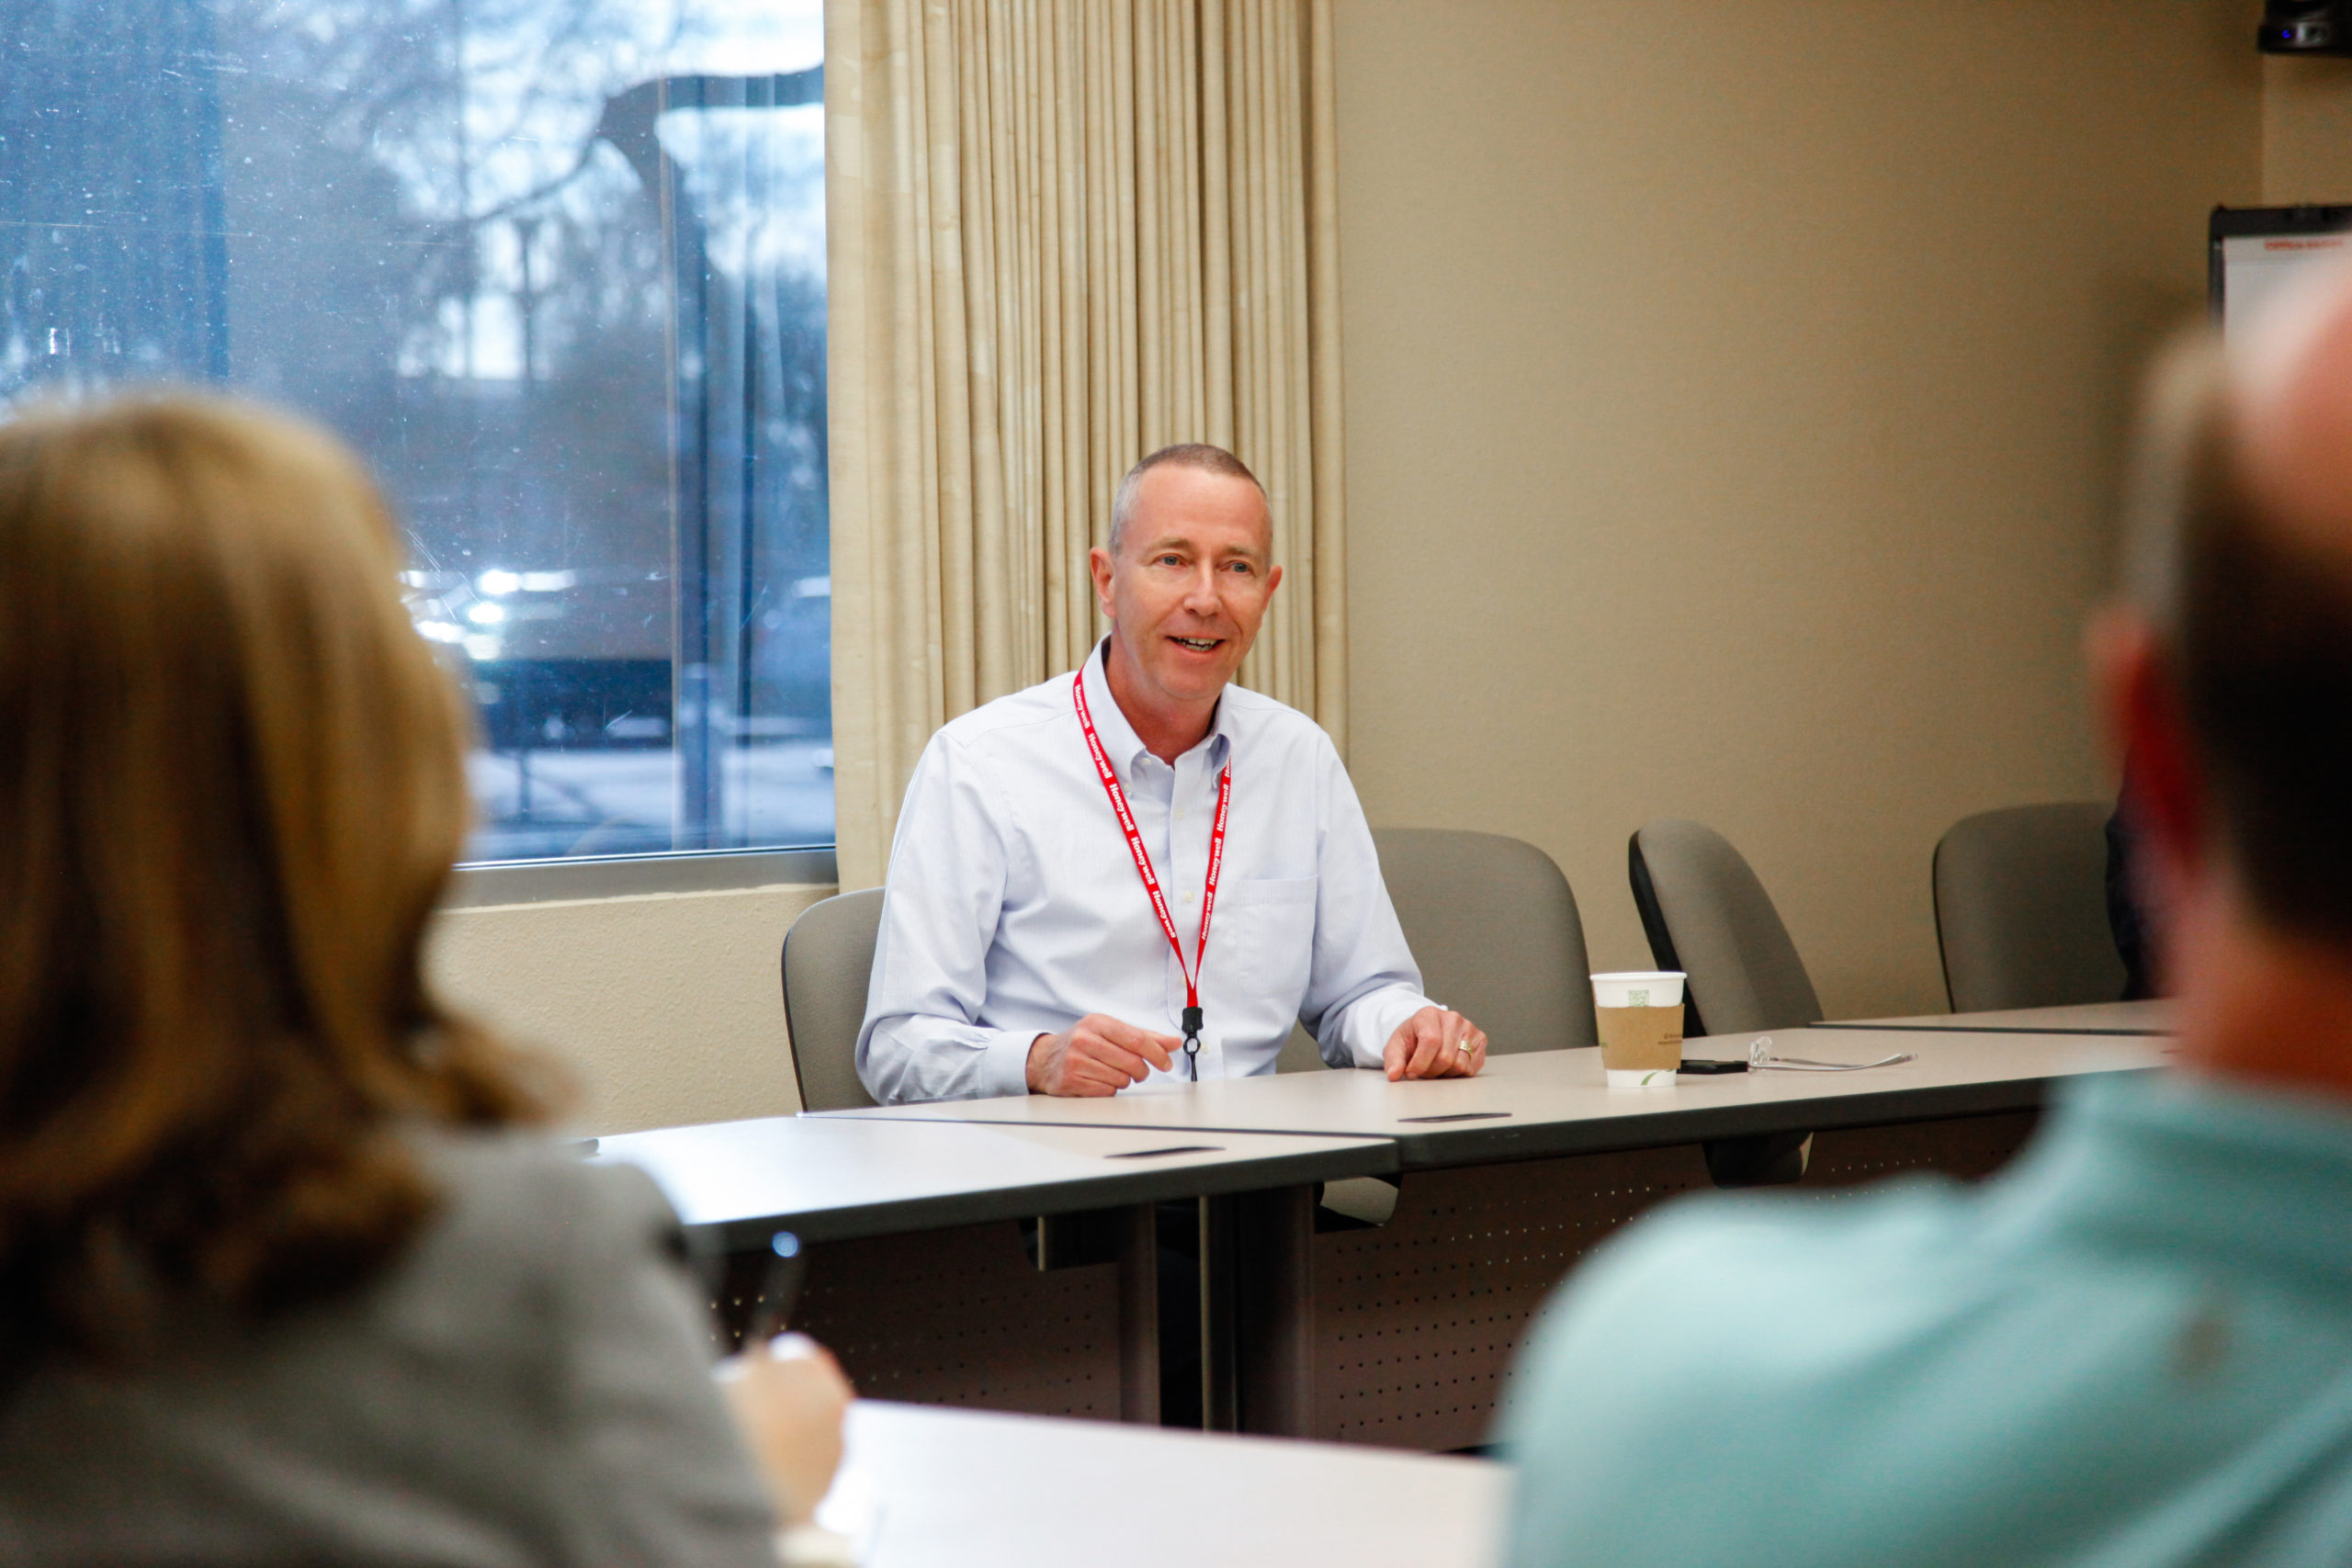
[825, 0, 1345, 890]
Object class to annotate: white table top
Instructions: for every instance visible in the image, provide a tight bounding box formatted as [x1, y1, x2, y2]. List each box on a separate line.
[1815, 998, 2172, 1035]
[818, 1401, 1507, 1568]
[820, 1029, 2169, 1169]
[593, 1115, 1394, 1247]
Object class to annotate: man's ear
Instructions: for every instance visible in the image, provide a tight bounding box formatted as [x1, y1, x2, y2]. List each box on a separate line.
[1089, 545, 1115, 623]
[2089, 608, 2207, 885]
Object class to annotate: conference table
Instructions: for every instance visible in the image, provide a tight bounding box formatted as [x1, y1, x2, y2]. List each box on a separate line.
[821, 1022, 2162, 1167]
[811, 1400, 1507, 1568]
[1815, 997, 2170, 1036]
[594, 1114, 1393, 1425]
[820, 1008, 2169, 1449]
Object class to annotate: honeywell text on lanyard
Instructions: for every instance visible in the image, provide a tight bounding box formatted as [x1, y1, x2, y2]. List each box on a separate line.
[1073, 671, 1230, 1081]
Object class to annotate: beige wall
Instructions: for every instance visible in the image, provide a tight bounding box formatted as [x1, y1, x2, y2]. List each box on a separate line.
[435, 1, 2276, 1132]
[1336, 0, 2261, 1020]
[430, 884, 831, 1133]
[2266, 54, 2352, 201]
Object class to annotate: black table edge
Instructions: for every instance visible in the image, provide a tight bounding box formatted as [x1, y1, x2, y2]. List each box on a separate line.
[1377, 1073, 2121, 1168]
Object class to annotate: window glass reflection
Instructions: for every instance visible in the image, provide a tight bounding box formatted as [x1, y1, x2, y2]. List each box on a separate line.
[0, 0, 831, 860]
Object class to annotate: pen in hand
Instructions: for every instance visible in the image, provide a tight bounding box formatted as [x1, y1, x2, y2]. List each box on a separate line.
[745, 1230, 807, 1347]
[715, 1230, 852, 1531]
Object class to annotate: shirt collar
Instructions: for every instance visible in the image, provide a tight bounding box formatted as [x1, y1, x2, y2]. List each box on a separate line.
[1988, 1071, 2352, 1294]
[1207, 666, 1242, 755]
[1081, 637, 1232, 775]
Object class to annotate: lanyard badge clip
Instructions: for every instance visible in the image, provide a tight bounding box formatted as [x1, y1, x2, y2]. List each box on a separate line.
[1182, 1005, 1204, 1079]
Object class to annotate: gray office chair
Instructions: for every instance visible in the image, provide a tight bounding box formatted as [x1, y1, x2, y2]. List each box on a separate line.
[1627, 818, 1822, 1038]
[780, 887, 886, 1111]
[1628, 818, 1821, 1188]
[1372, 827, 1598, 1053]
[1933, 802, 2124, 1013]
[1311, 828, 1595, 1223]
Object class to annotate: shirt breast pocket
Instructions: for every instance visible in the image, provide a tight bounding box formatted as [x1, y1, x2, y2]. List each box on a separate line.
[1213, 876, 1318, 1008]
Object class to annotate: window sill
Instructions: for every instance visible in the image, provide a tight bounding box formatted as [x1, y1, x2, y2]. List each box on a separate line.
[443, 847, 839, 908]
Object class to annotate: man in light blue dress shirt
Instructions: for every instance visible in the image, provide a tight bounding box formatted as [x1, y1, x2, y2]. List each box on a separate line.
[857, 444, 1487, 1104]
[1502, 274, 2352, 1563]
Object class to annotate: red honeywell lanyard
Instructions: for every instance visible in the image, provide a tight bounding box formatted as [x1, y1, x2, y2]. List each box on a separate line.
[1073, 668, 1230, 1079]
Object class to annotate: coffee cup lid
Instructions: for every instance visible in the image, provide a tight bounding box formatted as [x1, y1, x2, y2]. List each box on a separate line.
[1590, 970, 1685, 1009]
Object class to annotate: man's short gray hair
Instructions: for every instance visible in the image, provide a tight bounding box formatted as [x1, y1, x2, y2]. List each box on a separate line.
[1107, 443, 1265, 558]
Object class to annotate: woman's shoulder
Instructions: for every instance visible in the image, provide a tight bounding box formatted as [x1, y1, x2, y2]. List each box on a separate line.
[419, 1129, 680, 1234]
[0, 1126, 764, 1566]
[391, 1129, 694, 1323]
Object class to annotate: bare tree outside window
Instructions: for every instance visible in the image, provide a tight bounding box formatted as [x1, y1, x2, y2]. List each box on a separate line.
[0, 0, 831, 861]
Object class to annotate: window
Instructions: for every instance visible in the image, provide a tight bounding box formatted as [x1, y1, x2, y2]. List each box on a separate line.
[0, 0, 831, 865]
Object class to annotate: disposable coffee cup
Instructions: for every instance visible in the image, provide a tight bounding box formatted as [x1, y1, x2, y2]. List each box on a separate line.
[1591, 971, 1686, 1088]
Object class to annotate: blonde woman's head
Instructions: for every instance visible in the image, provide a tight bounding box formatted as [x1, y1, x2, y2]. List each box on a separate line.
[0, 395, 542, 1363]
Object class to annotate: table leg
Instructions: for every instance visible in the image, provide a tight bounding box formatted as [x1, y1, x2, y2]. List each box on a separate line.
[1234, 1183, 1315, 1438]
[1201, 1195, 1238, 1430]
[1117, 1202, 1159, 1426]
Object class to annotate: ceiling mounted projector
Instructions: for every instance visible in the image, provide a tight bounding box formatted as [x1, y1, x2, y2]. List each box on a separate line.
[2264, 1, 2352, 53]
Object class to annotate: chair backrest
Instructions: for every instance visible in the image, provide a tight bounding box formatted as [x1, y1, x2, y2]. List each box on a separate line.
[1933, 802, 2124, 1013]
[1372, 827, 1597, 1053]
[1627, 818, 1821, 1038]
[780, 887, 887, 1111]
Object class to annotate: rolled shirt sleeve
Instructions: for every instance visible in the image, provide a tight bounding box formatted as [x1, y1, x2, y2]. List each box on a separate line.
[856, 734, 1039, 1103]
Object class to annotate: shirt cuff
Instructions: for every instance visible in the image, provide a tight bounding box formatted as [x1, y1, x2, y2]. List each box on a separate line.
[982, 1028, 1038, 1098]
[1342, 987, 1436, 1070]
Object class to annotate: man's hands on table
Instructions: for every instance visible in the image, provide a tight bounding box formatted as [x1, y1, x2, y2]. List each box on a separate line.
[1027, 1005, 1486, 1092]
[1385, 1006, 1487, 1080]
[1027, 1013, 1182, 1096]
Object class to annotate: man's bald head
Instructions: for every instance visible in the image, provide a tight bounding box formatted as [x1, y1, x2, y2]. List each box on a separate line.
[2127, 265, 2352, 941]
[2233, 263, 2352, 575]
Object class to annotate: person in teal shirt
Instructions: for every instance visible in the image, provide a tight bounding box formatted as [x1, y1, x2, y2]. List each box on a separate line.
[1502, 269, 2352, 1565]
